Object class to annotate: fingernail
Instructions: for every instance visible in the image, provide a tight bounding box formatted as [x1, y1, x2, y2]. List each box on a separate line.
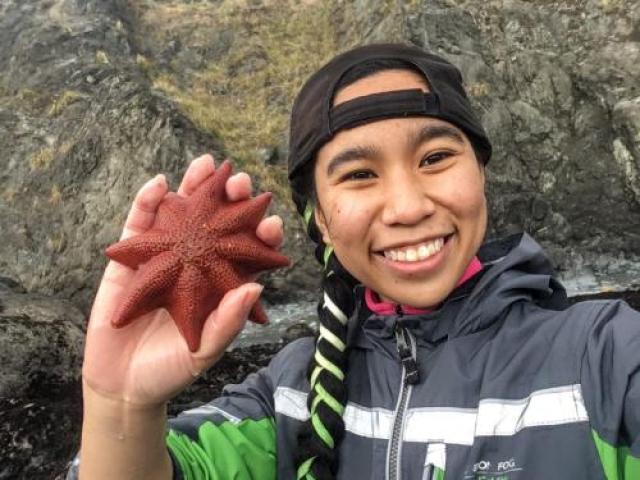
[243, 284, 263, 309]
[152, 174, 166, 189]
[269, 215, 283, 227]
[143, 175, 160, 188]
[233, 172, 249, 183]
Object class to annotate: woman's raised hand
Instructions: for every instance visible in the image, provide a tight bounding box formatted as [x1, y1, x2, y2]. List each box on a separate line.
[81, 154, 284, 408]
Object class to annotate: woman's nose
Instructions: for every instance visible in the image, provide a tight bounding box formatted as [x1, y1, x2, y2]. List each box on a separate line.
[380, 174, 435, 226]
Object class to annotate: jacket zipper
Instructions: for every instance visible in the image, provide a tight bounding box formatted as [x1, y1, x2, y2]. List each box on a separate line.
[387, 306, 420, 480]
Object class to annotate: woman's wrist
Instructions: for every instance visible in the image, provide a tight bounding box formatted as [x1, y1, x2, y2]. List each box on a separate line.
[82, 379, 167, 421]
[79, 380, 172, 480]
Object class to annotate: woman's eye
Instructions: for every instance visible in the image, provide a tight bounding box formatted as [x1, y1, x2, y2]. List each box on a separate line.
[341, 170, 375, 181]
[420, 151, 452, 166]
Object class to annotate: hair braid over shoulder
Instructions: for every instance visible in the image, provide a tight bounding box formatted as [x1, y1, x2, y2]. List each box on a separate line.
[288, 58, 430, 479]
[294, 201, 358, 480]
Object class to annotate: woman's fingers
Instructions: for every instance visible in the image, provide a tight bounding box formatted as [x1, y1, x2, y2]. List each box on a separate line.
[176, 155, 253, 203]
[176, 155, 264, 208]
[177, 154, 216, 197]
[256, 215, 284, 249]
[120, 174, 168, 241]
[225, 172, 252, 201]
[191, 283, 263, 367]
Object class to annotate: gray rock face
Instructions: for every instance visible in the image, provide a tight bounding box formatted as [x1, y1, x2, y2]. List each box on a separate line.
[0, 277, 85, 398]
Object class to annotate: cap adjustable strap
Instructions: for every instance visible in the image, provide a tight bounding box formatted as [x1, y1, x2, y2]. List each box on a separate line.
[328, 89, 439, 135]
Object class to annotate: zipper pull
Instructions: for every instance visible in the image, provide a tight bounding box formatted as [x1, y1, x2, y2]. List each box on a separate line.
[394, 323, 420, 385]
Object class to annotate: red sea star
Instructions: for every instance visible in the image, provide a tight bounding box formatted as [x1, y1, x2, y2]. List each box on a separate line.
[105, 161, 290, 352]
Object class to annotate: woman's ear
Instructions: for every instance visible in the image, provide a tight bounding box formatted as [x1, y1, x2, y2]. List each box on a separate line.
[314, 205, 332, 246]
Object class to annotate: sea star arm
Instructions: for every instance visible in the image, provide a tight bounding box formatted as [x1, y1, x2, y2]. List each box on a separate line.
[112, 251, 182, 327]
[248, 301, 268, 325]
[209, 193, 273, 236]
[202, 262, 270, 326]
[166, 264, 217, 352]
[152, 193, 188, 232]
[213, 233, 290, 271]
[105, 232, 179, 269]
[188, 161, 231, 218]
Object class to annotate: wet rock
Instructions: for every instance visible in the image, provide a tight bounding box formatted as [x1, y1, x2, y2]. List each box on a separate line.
[0, 277, 85, 399]
[0, 277, 85, 479]
[0, 387, 82, 480]
[283, 322, 316, 344]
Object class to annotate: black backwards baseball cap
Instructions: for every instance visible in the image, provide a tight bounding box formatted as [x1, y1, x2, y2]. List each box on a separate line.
[287, 43, 492, 219]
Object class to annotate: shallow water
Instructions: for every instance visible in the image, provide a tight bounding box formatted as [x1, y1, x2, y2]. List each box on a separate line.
[558, 251, 640, 297]
[233, 300, 318, 347]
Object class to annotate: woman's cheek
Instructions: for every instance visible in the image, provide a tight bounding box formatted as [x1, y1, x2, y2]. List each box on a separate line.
[326, 202, 373, 244]
[468, 179, 487, 219]
[446, 170, 486, 218]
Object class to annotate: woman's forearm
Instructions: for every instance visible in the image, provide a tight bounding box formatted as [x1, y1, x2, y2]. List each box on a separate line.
[78, 381, 173, 480]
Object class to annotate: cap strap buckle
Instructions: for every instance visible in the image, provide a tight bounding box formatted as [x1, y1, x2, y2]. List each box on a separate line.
[328, 88, 440, 134]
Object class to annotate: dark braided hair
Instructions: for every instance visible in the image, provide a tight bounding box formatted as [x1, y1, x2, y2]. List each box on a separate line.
[291, 59, 424, 480]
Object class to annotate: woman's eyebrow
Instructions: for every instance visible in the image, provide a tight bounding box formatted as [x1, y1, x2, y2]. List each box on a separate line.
[326, 145, 382, 176]
[408, 124, 466, 150]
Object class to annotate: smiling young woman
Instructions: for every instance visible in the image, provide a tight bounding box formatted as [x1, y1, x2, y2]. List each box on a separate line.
[68, 44, 640, 480]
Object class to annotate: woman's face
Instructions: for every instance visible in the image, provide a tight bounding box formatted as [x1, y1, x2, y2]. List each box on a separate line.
[313, 69, 487, 308]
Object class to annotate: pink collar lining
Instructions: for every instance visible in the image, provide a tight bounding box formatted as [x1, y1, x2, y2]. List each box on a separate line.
[364, 256, 483, 315]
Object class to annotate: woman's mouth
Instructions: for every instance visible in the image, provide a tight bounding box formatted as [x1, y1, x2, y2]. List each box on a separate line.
[379, 235, 452, 263]
[375, 234, 454, 275]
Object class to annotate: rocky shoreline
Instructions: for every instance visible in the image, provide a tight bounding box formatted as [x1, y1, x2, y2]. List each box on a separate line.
[0, 342, 282, 480]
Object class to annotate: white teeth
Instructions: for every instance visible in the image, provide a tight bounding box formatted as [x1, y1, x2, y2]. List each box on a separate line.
[384, 250, 398, 261]
[427, 243, 435, 257]
[383, 237, 446, 263]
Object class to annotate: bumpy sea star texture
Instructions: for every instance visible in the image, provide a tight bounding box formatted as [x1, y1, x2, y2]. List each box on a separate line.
[105, 161, 290, 351]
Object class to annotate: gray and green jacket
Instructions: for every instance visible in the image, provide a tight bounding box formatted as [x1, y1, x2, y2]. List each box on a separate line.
[67, 233, 640, 479]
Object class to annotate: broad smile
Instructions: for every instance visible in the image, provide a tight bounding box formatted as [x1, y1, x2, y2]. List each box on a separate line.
[381, 236, 447, 262]
[374, 234, 454, 273]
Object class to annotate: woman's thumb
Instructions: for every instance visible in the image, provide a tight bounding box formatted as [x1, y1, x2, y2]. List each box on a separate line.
[231, 282, 264, 320]
[196, 283, 264, 359]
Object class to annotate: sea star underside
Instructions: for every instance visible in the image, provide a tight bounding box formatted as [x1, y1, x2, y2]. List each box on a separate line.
[105, 161, 290, 352]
